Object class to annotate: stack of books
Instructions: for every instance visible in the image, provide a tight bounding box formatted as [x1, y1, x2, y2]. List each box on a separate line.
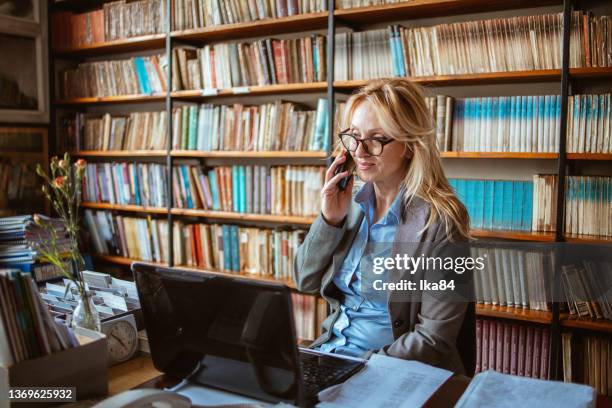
[562, 332, 611, 396]
[292, 293, 316, 342]
[476, 319, 551, 380]
[0, 215, 69, 272]
[0, 270, 78, 367]
[567, 94, 612, 154]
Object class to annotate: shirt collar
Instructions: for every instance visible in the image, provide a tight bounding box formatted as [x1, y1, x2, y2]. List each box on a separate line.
[355, 182, 405, 225]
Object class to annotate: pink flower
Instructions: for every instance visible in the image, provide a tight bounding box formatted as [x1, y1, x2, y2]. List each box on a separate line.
[53, 176, 65, 188]
[75, 159, 86, 169]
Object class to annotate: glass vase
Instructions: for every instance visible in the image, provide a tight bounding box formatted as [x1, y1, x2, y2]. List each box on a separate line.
[71, 291, 101, 332]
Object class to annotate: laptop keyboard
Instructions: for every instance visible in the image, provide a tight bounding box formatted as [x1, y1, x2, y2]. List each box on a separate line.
[299, 354, 359, 394]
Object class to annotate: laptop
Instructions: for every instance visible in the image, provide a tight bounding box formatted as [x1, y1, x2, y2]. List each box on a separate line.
[132, 263, 365, 407]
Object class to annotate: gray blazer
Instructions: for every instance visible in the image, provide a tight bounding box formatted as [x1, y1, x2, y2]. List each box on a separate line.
[293, 194, 474, 374]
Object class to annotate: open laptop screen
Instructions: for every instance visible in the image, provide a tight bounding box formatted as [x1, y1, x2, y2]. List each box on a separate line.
[132, 263, 301, 403]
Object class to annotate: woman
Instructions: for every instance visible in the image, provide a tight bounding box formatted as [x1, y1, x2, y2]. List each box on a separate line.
[293, 77, 475, 374]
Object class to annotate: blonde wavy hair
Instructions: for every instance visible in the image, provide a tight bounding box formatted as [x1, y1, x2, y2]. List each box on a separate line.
[339, 77, 471, 240]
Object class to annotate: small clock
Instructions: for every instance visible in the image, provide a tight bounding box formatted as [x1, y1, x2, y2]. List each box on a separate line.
[101, 313, 139, 365]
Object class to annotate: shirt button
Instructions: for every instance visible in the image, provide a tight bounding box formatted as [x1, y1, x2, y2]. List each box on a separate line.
[393, 319, 404, 328]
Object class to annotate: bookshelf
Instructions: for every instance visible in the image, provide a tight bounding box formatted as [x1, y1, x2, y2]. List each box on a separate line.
[49, 0, 612, 391]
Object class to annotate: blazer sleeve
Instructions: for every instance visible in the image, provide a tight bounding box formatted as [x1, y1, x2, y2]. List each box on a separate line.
[378, 226, 471, 371]
[293, 213, 347, 294]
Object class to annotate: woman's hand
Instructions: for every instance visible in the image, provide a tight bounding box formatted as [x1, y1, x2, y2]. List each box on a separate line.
[321, 151, 354, 226]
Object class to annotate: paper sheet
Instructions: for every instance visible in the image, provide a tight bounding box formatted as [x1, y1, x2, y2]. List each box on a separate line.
[317, 354, 453, 408]
[455, 370, 596, 408]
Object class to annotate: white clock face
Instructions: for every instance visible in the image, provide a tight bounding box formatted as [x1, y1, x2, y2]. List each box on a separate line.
[107, 320, 138, 363]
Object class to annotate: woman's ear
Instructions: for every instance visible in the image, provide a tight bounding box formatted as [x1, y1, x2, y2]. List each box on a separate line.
[404, 145, 414, 159]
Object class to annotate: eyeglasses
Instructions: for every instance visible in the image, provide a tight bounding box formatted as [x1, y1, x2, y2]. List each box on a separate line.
[338, 129, 394, 156]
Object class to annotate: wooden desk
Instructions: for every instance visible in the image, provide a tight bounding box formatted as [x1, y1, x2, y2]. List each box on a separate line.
[108, 355, 161, 395]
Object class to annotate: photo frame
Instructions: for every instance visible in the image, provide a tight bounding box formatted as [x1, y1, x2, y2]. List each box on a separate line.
[0, 0, 48, 123]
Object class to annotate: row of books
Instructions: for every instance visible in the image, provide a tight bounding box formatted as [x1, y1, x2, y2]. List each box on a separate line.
[532, 174, 558, 233]
[583, 14, 612, 68]
[451, 96, 561, 153]
[171, 99, 329, 151]
[173, 0, 327, 31]
[83, 162, 168, 208]
[173, 35, 326, 90]
[476, 319, 550, 380]
[67, 111, 169, 152]
[84, 209, 306, 280]
[562, 261, 612, 321]
[567, 94, 612, 154]
[565, 176, 612, 238]
[562, 333, 611, 396]
[335, 0, 410, 8]
[51, 0, 166, 49]
[425, 96, 453, 152]
[0, 270, 78, 366]
[291, 293, 318, 342]
[449, 178, 536, 232]
[172, 164, 324, 217]
[335, 14, 573, 80]
[472, 247, 551, 311]
[59, 55, 167, 99]
[173, 222, 305, 279]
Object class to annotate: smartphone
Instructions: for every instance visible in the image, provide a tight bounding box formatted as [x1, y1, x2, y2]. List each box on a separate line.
[334, 153, 355, 191]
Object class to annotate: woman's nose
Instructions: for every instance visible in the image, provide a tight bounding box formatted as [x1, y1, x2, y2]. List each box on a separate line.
[354, 140, 370, 157]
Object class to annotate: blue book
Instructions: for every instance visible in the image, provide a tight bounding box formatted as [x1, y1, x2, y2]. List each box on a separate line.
[456, 179, 467, 204]
[180, 166, 194, 208]
[208, 170, 220, 210]
[231, 166, 239, 212]
[188, 106, 198, 150]
[239, 166, 246, 213]
[512, 182, 524, 231]
[492, 180, 505, 230]
[465, 180, 476, 222]
[133, 57, 151, 95]
[483, 180, 494, 230]
[502, 181, 514, 230]
[522, 181, 534, 231]
[222, 225, 231, 270]
[473, 180, 485, 229]
[395, 26, 406, 76]
[230, 225, 239, 272]
[132, 164, 141, 206]
[448, 178, 458, 193]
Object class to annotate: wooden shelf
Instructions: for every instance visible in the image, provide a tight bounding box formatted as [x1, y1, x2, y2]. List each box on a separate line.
[334, 70, 563, 88]
[441, 152, 557, 159]
[175, 265, 297, 289]
[334, 0, 561, 25]
[564, 235, 612, 244]
[55, 93, 166, 105]
[170, 208, 315, 225]
[172, 12, 329, 42]
[71, 150, 167, 157]
[171, 82, 327, 99]
[81, 202, 168, 214]
[476, 304, 552, 324]
[570, 66, 612, 79]
[566, 153, 612, 160]
[471, 229, 555, 242]
[560, 315, 612, 333]
[0, 151, 45, 160]
[91, 254, 166, 267]
[171, 150, 328, 159]
[53, 34, 166, 57]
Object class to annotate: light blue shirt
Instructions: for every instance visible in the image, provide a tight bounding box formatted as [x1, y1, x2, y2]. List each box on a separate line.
[318, 182, 403, 357]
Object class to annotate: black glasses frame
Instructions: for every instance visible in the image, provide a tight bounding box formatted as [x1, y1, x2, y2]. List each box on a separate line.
[337, 130, 395, 156]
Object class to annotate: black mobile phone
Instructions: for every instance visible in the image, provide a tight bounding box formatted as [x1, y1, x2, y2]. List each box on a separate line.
[334, 153, 355, 191]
